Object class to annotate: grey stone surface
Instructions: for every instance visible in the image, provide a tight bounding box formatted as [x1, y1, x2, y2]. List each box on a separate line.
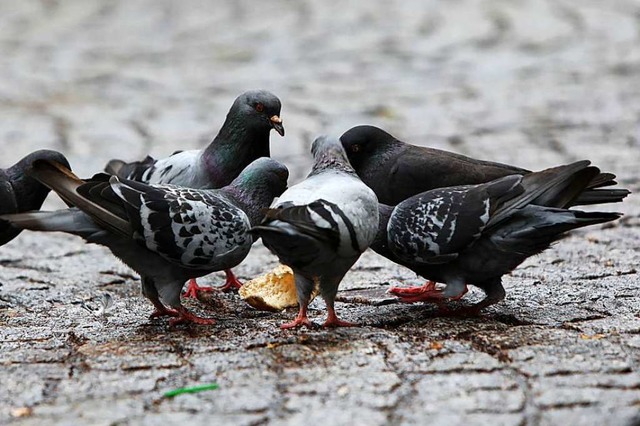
[0, 1, 639, 425]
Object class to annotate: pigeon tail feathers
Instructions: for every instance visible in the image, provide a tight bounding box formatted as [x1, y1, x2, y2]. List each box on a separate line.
[495, 207, 621, 254]
[0, 209, 101, 237]
[27, 159, 132, 237]
[104, 159, 126, 175]
[251, 221, 324, 269]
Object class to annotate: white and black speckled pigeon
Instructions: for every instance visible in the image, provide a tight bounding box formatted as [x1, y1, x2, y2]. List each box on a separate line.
[371, 161, 621, 313]
[340, 125, 630, 207]
[0, 150, 70, 246]
[251, 136, 379, 329]
[105, 90, 285, 297]
[1, 157, 288, 325]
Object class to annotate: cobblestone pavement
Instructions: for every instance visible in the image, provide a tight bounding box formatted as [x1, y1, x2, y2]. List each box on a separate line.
[1, 1, 639, 425]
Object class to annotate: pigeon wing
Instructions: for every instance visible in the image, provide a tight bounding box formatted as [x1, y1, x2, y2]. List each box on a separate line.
[388, 176, 521, 264]
[253, 199, 352, 269]
[110, 179, 251, 269]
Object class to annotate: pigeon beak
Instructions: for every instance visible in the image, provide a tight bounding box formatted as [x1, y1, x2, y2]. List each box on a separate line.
[270, 115, 285, 136]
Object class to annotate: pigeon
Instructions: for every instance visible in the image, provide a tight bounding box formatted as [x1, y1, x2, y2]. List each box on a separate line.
[105, 90, 285, 296]
[251, 136, 379, 329]
[1, 157, 288, 325]
[340, 125, 630, 207]
[0, 150, 70, 246]
[371, 160, 622, 313]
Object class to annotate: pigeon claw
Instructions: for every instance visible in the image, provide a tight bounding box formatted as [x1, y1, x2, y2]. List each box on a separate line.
[388, 280, 437, 296]
[280, 318, 318, 330]
[281, 307, 317, 329]
[391, 282, 469, 305]
[182, 278, 214, 299]
[168, 307, 216, 326]
[149, 299, 180, 319]
[216, 269, 243, 292]
[396, 289, 447, 304]
[323, 307, 357, 328]
[149, 307, 179, 319]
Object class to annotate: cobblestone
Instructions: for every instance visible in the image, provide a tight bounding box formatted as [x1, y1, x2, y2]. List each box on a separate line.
[1, 1, 639, 425]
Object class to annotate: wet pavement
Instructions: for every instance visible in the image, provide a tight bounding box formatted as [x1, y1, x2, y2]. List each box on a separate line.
[1, 1, 639, 425]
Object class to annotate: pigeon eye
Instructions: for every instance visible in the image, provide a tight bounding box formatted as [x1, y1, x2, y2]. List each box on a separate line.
[255, 103, 264, 112]
[351, 144, 361, 153]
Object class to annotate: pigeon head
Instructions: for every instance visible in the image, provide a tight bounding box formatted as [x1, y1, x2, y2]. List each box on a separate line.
[235, 157, 289, 194]
[340, 125, 399, 170]
[230, 90, 285, 137]
[227, 157, 289, 225]
[19, 149, 70, 172]
[309, 135, 357, 176]
[15, 150, 71, 210]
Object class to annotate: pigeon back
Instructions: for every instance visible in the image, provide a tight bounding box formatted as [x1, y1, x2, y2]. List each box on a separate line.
[109, 179, 253, 270]
[274, 171, 379, 253]
[388, 175, 522, 264]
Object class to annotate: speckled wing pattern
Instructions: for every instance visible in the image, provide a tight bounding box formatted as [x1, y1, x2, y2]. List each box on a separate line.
[388, 186, 491, 264]
[111, 179, 251, 270]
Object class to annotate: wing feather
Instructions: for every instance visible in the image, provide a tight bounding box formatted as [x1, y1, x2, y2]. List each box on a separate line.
[110, 179, 251, 269]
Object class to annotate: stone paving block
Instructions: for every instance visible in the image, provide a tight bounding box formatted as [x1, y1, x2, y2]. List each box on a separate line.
[1, 0, 639, 424]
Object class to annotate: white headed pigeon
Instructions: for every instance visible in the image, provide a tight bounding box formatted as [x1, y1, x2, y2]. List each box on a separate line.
[371, 161, 622, 313]
[251, 136, 379, 329]
[0, 150, 70, 246]
[340, 125, 629, 206]
[1, 158, 288, 325]
[105, 90, 285, 296]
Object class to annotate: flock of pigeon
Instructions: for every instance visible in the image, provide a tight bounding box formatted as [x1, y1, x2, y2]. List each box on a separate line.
[0, 90, 630, 328]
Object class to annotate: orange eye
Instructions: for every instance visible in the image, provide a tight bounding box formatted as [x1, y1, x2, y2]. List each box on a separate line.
[256, 103, 264, 112]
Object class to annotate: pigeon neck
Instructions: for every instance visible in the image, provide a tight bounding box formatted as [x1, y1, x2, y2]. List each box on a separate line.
[370, 204, 394, 257]
[9, 173, 49, 211]
[309, 152, 357, 177]
[202, 118, 271, 187]
[223, 183, 275, 227]
[379, 139, 406, 160]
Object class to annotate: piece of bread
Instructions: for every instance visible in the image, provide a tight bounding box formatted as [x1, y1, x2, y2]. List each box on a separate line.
[239, 264, 318, 311]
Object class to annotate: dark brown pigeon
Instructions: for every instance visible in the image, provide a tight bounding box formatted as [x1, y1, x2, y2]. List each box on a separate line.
[340, 125, 629, 206]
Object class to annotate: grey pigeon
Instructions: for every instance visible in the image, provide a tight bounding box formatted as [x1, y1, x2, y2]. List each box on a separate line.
[1, 158, 288, 325]
[340, 125, 630, 206]
[105, 89, 285, 296]
[371, 160, 622, 313]
[0, 150, 70, 246]
[251, 136, 379, 329]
